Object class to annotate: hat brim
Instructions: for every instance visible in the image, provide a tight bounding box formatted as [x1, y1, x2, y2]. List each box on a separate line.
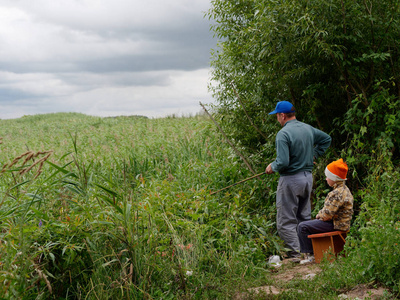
[269, 110, 278, 115]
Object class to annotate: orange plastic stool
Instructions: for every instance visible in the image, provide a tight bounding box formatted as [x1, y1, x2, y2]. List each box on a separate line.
[308, 231, 348, 263]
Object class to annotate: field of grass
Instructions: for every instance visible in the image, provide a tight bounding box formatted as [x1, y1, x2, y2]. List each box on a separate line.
[1, 113, 399, 299]
[0, 113, 280, 299]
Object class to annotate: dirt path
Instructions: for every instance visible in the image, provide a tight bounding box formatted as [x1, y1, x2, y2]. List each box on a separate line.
[235, 259, 389, 299]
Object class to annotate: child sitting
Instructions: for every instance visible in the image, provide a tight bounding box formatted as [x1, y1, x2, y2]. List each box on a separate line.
[297, 158, 354, 264]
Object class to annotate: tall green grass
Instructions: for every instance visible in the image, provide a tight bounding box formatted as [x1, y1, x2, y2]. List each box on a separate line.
[0, 113, 276, 299]
[2, 113, 399, 299]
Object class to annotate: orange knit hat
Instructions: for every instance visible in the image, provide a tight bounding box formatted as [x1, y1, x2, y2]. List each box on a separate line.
[325, 158, 348, 181]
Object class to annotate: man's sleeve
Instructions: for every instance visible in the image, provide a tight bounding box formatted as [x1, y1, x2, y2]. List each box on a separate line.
[313, 128, 331, 159]
[271, 132, 290, 173]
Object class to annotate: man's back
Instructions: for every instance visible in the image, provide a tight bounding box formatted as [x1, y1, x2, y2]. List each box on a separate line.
[272, 120, 331, 176]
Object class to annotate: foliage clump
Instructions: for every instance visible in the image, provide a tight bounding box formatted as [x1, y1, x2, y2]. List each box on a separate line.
[207, 0, 400, 296]
[207, 0, 400, 160]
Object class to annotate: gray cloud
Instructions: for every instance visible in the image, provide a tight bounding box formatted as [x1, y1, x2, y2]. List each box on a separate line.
[0, 1, 214, 71]
[0, 0, 215, 119]
[0, 88, 43, 103]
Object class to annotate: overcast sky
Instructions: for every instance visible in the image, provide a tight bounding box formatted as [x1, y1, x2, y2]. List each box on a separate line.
[0, 0, 216, 119]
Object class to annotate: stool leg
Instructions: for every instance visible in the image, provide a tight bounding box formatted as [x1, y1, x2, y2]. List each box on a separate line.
[338, 233, 346, 243]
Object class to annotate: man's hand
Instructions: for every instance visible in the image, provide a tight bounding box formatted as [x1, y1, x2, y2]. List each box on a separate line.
[265, 163, 274, 174]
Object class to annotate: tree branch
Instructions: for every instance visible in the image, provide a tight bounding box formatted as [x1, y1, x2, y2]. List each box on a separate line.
[230, 82, 268, 140]
[199, 101, 256, 175]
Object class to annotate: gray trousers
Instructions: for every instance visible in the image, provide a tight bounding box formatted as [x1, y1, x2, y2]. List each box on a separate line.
[276, 171, 313, 252]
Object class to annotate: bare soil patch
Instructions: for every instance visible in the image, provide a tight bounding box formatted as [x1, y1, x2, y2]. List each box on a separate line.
[272, 258, 321, 282]
[235, 258, 391, 299]
[234, 259, 321, 299]
[340, 284, 389, 299]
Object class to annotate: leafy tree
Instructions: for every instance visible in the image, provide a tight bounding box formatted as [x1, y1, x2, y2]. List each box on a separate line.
[207, 0, 400, 163]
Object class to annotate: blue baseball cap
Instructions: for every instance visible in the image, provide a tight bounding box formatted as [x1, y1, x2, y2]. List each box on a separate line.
[268, 101, 296, 115]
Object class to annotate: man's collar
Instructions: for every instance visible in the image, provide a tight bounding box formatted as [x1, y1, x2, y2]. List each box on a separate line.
[283, 118, 297, 126]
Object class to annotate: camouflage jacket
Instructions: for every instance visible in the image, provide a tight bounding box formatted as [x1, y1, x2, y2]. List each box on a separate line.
[316, 181, 354, 231]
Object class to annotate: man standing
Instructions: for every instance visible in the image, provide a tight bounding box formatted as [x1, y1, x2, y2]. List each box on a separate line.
[265, 101, 331, 258]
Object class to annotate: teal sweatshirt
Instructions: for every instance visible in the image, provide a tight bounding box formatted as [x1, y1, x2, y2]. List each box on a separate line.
[271, 120, 331, 176]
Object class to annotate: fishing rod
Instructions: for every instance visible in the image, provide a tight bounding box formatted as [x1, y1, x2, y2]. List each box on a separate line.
[210, 171, 266, 195]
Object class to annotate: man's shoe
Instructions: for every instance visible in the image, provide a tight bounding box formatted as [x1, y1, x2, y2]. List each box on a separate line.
[286, 250, 301, 258]
[285, 250, 302, 262]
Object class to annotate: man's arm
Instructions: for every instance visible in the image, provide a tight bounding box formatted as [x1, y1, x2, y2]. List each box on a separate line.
[313, 128, 332, 159]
